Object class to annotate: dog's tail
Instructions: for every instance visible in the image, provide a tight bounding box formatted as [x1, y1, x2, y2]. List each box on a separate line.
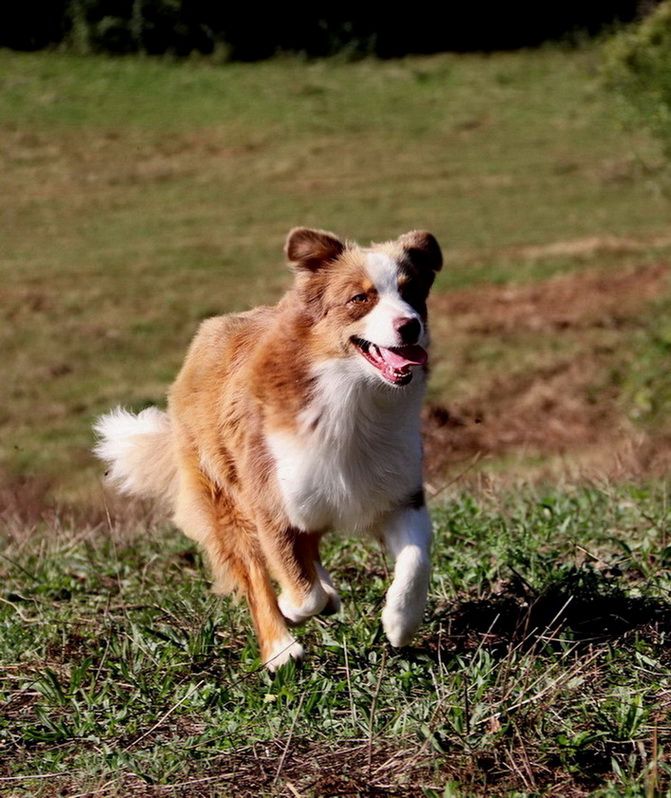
[93, 406, 178, 504]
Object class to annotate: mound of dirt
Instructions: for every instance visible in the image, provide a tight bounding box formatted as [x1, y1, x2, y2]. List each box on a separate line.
[423, 263, 671, 484]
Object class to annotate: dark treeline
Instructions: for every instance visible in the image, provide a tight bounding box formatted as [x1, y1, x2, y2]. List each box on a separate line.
[0, 1, 657, 59]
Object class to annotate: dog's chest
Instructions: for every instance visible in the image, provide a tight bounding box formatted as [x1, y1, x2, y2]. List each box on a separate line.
[266, 367, 423, 533]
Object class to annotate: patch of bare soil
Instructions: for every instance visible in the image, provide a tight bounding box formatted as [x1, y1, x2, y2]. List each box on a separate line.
[0, 468, 166, 533]
[423, 263, 671, 483]
[433, 261, 668, 334]
[513, 233, 671, 262]
[0, 470, 54, 525]
[427, 569, 671, 657]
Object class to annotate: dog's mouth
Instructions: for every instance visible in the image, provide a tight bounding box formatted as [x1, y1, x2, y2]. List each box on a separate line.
[351, 337, 427, 385]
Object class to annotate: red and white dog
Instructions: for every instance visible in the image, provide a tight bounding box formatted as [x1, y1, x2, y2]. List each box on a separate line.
[94, 227, 442, 669]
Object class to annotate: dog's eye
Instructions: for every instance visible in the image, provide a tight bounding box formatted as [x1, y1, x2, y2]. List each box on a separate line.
[399, 282, 423, 305]
[349, 293, 368, 304]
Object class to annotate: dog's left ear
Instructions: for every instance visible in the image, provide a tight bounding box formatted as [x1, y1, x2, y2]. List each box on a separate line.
[285, 227, 345, 272]
[398, 231, 443, 274]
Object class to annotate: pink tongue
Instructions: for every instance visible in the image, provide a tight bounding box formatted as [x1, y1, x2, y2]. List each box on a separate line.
[378, 344, 427, 368]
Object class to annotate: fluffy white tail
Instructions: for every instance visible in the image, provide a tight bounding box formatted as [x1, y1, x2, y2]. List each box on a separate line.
[93, 406, 177, 503]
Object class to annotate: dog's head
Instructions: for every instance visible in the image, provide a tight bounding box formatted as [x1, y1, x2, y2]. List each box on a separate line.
[285, 227, 442, 387]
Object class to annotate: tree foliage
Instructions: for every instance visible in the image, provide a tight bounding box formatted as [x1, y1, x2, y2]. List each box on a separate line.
[603, 0, 671, 160]
[0, 1, 653, 60]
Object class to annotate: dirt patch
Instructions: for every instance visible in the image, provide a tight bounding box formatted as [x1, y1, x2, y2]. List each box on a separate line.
[423, 359, 620, 473]
[423, 263, 671, 483]
[431, 262, 669, 334]
[426, 569, 671, 657]
[0, 467, 166, 534]
[0, 470, 55, 525]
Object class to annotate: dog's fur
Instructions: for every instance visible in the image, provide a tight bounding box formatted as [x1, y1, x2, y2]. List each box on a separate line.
[94, 227, 442, 669]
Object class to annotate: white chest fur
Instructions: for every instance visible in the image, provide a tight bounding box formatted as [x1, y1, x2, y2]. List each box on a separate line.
[267, 359, 424, 534]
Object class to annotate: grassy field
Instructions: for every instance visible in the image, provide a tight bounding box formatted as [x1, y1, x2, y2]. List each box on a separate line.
[2, 487, 670, 796]
[1, 46, 671, 503]
[1, 44, 671, 796]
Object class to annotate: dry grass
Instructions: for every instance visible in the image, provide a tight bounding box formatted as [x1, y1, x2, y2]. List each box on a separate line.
[424, 262, 671, 486]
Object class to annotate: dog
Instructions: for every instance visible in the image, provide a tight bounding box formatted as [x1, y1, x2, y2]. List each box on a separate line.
[94, 227, 442, 669]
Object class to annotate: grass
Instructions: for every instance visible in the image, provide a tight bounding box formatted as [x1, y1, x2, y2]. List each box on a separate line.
[1, 486, 670, 796]
[2, 42, 671, 796]
[1, 45, 671, 501]
[623, 295, 671, 428]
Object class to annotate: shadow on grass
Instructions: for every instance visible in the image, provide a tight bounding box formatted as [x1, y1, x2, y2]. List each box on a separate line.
[425, 566, 671, 657]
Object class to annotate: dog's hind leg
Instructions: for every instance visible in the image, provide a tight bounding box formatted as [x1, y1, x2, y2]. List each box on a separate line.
[173, 463, 303, 670]
[210, 527, 303, 671]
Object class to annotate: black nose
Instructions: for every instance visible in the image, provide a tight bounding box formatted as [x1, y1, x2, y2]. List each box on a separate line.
[395, 317, 421, 344]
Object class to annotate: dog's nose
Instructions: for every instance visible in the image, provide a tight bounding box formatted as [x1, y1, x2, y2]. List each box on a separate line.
[394, 317, 421, 345]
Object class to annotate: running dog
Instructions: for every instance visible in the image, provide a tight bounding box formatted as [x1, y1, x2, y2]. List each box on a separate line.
[94, 227, 442, 669]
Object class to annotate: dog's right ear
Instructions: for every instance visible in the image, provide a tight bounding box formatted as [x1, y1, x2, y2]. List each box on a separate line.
[285, 227, 345, 272]
[398, 231, 443, 274]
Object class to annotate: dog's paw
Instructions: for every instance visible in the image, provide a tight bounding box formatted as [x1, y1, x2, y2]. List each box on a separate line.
[319, 588, 341, 616]
[264, 636, 304, 671]
[278, 581, 328, 626]
[316, 562, 341, 615]
[381, 604, 421, 648]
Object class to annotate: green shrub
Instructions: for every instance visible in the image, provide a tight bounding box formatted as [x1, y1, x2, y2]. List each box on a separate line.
[66, 0, 216, 56]
[603, 1, 671, 159]
[0, 2, 649, 60]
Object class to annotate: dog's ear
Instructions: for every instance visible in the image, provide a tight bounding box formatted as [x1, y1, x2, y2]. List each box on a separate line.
[285, 227, 345, 272]
[398, 231, 443, 274]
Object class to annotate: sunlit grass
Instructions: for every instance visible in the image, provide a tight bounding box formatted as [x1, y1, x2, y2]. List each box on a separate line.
[1, 486, 669, 795]
[2, 46, 670, 500]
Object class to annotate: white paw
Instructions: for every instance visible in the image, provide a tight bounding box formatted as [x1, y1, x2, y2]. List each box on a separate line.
[265, 636, 304, 671]
[278, 581, 328, 625]
[382, 603, 423, 648]
[321, 587, 341, 615]
[316, 562, 341, 614]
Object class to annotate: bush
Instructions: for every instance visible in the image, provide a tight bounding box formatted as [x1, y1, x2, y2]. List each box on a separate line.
[66, 0, 217, 56]
[603, 1, 671, 159]
[0, 1, 651, 60]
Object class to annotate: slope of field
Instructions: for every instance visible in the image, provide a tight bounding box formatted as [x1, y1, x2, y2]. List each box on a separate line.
[0, 46, 670, 506]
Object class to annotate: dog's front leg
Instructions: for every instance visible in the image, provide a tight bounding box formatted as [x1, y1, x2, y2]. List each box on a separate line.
[380, 503, 432, 648]
[255, 522, 340, 626]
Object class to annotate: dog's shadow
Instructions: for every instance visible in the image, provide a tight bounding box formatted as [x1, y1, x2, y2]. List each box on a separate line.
[416, 566, 670, 660]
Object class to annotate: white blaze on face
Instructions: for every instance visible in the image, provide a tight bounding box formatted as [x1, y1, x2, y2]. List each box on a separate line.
[362, 252, 424, 348]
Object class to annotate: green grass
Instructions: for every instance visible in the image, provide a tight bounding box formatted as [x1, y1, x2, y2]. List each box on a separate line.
[1, 46, 671, 501]
[622, 295, 671, 428]
[2, 45, 671, 794]
[1, 486, 670, 796]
